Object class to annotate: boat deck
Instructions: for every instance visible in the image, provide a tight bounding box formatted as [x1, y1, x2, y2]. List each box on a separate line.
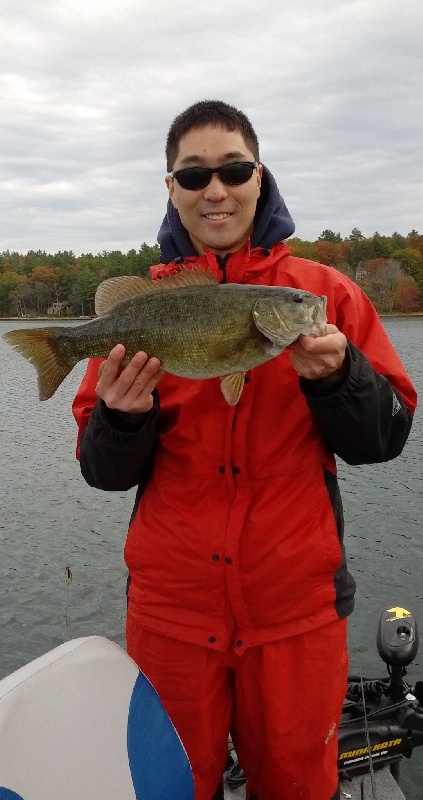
[223, 766, 406, 799]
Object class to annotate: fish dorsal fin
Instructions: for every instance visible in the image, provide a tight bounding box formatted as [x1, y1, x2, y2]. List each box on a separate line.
[155, 265, 219, 290]
[95, 266, 218, 316]
[95, 276, 155, 316]
[220, 372, 246, 405]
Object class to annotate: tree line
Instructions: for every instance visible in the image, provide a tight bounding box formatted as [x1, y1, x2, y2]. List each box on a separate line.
[0, 230, 422, 317]
[0, 244, 161, 317]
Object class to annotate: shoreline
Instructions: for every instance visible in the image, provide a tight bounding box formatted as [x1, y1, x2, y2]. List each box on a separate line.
[1, 313, 422, 322]
[0, 316, 94, 321]
[379, 312, 423, 317]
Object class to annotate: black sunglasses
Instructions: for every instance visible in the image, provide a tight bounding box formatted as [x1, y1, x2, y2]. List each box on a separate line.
[169, 161, 259, 191]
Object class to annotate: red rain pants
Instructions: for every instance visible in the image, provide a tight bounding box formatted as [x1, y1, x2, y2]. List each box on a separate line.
[127, 614, 348, 800]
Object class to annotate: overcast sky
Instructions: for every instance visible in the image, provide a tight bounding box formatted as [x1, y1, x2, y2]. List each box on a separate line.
[1, 0, 422, 256]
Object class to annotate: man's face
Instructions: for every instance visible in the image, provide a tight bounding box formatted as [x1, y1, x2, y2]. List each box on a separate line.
[166, 125, 262, 258]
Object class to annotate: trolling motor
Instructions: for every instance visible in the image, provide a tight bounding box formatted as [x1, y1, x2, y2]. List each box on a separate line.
[338, 606, 423, 783]
[377, 607, 419, 701]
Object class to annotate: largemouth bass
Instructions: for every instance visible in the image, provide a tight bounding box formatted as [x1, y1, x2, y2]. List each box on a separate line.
[3, 266, 327, 405]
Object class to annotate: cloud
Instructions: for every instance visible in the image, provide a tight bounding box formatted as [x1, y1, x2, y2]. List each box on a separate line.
[1, 0, 422, 254]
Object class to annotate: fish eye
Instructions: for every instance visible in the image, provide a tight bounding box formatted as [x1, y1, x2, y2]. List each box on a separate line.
[292, 293, 303, 304]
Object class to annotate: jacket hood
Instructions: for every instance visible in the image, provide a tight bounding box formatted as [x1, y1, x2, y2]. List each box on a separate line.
[157, 164, 295, 264]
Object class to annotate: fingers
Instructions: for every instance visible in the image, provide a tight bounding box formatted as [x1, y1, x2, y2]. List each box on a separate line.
[96, 345, 164, 414]
[290, 326, 348, 381]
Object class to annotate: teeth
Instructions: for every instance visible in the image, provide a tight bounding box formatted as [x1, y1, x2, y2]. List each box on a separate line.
[204, 213, 231, 220]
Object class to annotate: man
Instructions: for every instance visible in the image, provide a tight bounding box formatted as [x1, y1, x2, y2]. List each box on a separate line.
[72, 100, 416, 800]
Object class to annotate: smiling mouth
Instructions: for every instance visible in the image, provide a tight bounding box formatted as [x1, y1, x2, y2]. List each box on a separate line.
[203, 212, 232, 220]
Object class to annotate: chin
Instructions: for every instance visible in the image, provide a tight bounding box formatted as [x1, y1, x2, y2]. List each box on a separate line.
[204, 235, 238, 251]
[207, 245, 235, 257]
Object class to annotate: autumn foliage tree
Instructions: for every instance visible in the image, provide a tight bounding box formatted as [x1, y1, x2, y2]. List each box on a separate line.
[358, 259, 402, 312]
[357, 258, 420, 313]
[391, 248, 423, 294]
[394, 275, 420, 312]
[0, 271, 27, 315]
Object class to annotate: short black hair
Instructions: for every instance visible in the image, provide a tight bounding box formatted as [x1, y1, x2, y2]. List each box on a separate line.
[166, 100, 260, 171]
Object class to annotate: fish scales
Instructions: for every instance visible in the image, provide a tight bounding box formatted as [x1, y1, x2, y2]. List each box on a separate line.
[51, 286, 259, 377]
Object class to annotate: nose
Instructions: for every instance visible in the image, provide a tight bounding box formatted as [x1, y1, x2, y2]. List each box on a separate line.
[202, 172, 229, 201]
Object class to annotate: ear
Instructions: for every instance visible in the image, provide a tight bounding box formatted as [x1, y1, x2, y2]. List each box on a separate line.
[165, 175, 177, 207]
[256, 163, 263, 193]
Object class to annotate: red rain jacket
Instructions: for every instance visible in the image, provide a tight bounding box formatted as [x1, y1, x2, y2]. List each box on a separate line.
[72, 243, 416, 654]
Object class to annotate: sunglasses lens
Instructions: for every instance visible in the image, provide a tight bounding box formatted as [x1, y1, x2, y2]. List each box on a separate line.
[175, 168, 211, 190]
[219, 163, 255, 185]
[173, 162, 256, 190]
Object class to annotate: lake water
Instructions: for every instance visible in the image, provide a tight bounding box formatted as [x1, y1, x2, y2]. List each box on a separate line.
[0, 316, 421, 797]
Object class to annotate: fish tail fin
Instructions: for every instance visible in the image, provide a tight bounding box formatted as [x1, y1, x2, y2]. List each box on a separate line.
[3, 327, 75, 400]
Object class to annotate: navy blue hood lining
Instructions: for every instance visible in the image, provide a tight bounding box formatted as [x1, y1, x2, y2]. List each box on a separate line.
[157, 164, 295, 264]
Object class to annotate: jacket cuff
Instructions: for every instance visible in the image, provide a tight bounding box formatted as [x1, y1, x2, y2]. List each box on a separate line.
[95, 390, 160, 433]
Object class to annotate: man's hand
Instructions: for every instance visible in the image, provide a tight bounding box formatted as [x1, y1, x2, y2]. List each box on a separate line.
[289, 324, 348, 384]
[96, 345, 164, 414]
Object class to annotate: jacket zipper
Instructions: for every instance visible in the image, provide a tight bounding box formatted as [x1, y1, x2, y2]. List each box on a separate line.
[216, 254, 231, 283]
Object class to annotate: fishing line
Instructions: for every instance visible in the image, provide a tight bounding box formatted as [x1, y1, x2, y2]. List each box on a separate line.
[64, 565, 72, 640]
[352, 611, 377, 800]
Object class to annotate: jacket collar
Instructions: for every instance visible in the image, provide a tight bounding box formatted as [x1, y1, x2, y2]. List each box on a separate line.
[150, 240, 291, 284]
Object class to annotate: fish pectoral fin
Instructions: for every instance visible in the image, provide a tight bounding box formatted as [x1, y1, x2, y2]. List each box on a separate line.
[95, 275, 157, 316]
[220, 372, 246, 405]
